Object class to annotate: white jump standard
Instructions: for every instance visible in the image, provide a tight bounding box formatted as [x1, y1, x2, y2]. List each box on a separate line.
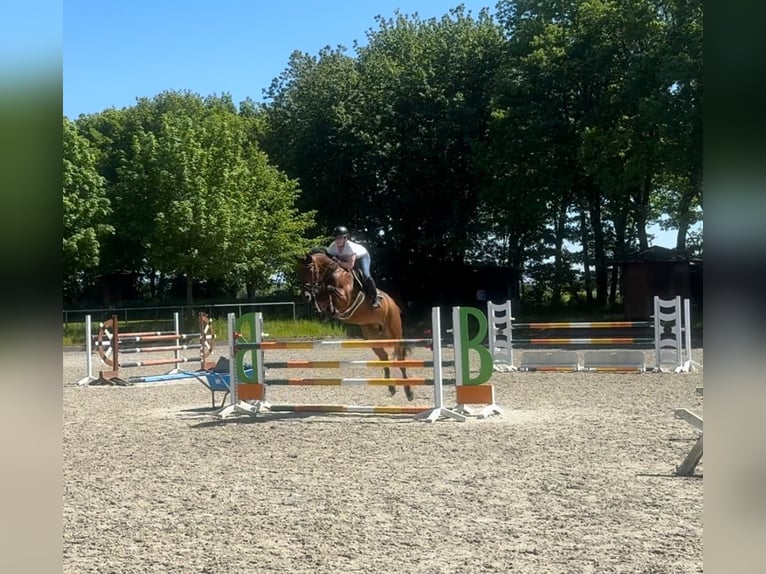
[216, 306, 502, 422]
[486, 296, 696, 373]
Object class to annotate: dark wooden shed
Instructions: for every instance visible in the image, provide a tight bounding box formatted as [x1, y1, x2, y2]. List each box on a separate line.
[614, 246, 702, 319]
[466, 264, 522, 307]
[396, 262, 522, 310]
[93, 269, 140, 306]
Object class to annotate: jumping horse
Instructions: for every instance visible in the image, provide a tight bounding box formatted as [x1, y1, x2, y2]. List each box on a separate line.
[299, 248, 413, 401]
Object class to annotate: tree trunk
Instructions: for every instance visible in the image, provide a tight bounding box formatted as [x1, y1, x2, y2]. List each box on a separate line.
[610, 210, 627, 308]
[158, 274, 167, 300]
[587, 187, 608, 306]
[148, 269, 156, 299]
[186, 273, 194, 306]
[509, 233, 525, 305]
[579, 209, 593, 304]
[675, 170, 701, 251]
[552, 200, 568, 305]
[635, 175, 651, 251]
[675, 198, 692, 251]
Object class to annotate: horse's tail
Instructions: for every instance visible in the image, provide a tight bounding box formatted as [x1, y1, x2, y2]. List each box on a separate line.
[387, 294, 409, 360]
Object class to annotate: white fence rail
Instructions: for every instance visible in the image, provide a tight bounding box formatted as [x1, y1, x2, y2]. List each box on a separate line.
[63, 301, 299, 326]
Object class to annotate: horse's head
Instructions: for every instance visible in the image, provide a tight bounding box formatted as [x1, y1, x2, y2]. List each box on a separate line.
[299, 248, 340, 317]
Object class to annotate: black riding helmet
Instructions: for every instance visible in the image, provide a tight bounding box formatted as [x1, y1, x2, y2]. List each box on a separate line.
[333, 225, 349, 238]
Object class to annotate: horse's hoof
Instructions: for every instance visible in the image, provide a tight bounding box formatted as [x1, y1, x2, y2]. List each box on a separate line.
[405, 389, 414, 402]
[388, 386, 396, 397]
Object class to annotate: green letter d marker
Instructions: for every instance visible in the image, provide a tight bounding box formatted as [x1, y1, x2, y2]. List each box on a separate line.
[456, 307, 493, 385]
[235, 313, 258, 383]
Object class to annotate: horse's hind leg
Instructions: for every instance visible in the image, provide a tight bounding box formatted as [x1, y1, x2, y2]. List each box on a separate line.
[394, 344, 413, 401]
[371, 347, 395, 396]
[401, 366, 412, 401]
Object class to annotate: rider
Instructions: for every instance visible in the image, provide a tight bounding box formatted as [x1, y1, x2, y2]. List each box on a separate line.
[326, 225, 381, 309]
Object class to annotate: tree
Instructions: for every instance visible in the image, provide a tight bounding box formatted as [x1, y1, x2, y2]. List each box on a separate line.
[260, 47, 368, 234]
[656, 0, 703, 252]
[63, 117, 112, 298]
[356, 8, 505, 297]
[74, 91, 317, 304]
[260, 7, 505, 301]
[493, 0, 702, 305]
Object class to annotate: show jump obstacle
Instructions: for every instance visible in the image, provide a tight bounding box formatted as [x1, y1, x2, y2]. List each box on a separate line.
[214, 306, 503, 422]
[76, 312, 216, 386]
[487, 296, 697, 373]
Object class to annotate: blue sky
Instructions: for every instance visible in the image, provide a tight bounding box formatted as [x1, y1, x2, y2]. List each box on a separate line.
[2, 1, 60, 81]
[63, 0, 493, 118]
[62, 0, 693, 248]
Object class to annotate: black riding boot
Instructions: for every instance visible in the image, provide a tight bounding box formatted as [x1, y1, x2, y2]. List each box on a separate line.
[366, 277, 381, 308]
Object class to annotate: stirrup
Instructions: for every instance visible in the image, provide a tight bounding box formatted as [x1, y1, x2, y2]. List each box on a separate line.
[371, 296, 381, 308]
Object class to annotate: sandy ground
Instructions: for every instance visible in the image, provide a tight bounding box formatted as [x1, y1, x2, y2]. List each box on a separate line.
[63, 344, 703, 574]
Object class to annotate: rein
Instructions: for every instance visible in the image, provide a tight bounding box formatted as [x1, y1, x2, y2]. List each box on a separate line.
[306, 253, 366, 318]
[335, 291, 366, 320]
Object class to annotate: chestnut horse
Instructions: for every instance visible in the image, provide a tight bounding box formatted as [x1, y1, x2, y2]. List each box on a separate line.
[299, 248, 413, 401]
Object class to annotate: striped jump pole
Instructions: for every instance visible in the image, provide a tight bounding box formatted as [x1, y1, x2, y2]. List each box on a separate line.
[262, 359, 452, 369]
[512, 337, 655, 345]
[513, 321, 653, 329]
[257, 378, 453, 386]
[485, 298, 692, 373]
[235, 339, 432, 350]
[267, 405, 432, 415]
[217, 307, 467, 422]
[77, 312, 216, 385]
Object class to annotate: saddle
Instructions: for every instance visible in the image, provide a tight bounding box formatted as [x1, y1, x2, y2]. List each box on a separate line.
[349, 267, 366, 291]
[338, 260, 379, 305]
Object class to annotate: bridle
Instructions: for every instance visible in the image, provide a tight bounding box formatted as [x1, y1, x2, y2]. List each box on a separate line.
[303, 254, 343, 316]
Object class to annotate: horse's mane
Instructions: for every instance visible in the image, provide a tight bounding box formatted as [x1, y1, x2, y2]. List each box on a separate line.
[306, 247, 344, 274]
[305, 246, 356, 287]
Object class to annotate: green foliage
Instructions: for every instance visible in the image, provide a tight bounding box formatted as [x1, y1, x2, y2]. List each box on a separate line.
[73, 91, 317, 304]
[490, 0, 703, 301]
[63, 117, 113, 287]
[260, 7, 507, 295]
[63, 2, 702, 311]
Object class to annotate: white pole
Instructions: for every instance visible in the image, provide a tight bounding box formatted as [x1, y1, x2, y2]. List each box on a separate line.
[414, 307, 466, 422]
[674, 295, 683, 369]
[432, 307, 444, 410]
[250, 312, 271, 411]
[487, 301, 496, 362]
[506, 300, 514, 368]
[684, 297, 692, 365]
[174, 312, 181, 367]
[167, 312, 182, 374]
[453, 306, 463, 386]
[255, 312, 266, 389]
[76, 315, 96, 385]
[228, 312, 236, 405]
[653, 296, 660, 371]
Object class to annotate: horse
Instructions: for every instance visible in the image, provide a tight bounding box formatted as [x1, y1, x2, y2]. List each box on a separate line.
[298, 248, 413, 401]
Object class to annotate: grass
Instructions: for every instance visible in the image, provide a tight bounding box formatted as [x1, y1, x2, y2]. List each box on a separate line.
[229, 319, 351, 341]
[63, 317, 352, 346]
[62, 304, 703, 346]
